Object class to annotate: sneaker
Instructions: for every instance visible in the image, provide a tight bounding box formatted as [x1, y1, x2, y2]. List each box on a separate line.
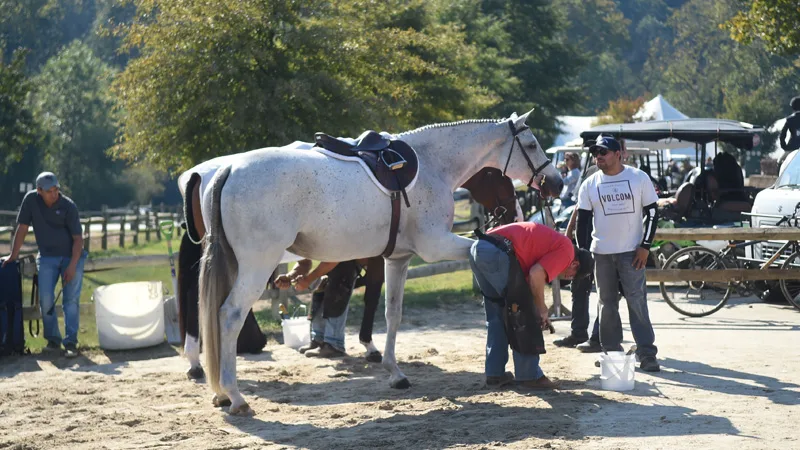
[63, 344, 79, 359]
[305, 342, 346, 358]
[486, 371, 514, 388]
[517, 375, 559, 390]
[298, 340, 322, 354]
[552, 335, 586, 348]
[576, 340, 603, 353]
[639, 356, 660, 372]
[43, 341, 61, 353]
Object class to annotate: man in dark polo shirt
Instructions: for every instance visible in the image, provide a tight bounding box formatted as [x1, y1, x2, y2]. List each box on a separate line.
[1, 172, 87, 358]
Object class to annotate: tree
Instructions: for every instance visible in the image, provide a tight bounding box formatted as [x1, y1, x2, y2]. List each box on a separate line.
[592, 96, 648, 125]
[479, 0, 584, 146]
[0, 48, 37, 171]
[553, 0, 632, 113]
[726, 0, 800, 55]
[32, 41, 129, 208]
[112, 0, 494, 171]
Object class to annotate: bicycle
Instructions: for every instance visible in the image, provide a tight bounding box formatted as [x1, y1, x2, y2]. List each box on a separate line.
[658, 202, 800, 317]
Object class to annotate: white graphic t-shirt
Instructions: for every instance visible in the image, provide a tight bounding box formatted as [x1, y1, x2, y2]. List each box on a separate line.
[576, 166, 659, 254]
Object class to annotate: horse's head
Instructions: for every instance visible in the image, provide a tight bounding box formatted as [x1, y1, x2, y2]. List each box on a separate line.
[462, 168, 523, 225]
[498, 110, 563, 198]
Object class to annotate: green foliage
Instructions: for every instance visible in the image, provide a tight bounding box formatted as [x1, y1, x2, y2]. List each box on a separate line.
[112, 0, 497, 170]
[0, 48, 37, 171]
[31, 41, 129, 208]
[593, 96, 648, 125]
[0, 0, 93, 69]
[726, 0, 800, 55]
[648, 0, 800, 156]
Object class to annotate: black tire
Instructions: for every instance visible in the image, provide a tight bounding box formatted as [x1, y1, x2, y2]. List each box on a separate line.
[659, 246, 734, 317]
[779, 251, 800, 311]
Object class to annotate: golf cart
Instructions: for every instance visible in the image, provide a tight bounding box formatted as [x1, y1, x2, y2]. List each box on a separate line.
[580, 119, 766, 226]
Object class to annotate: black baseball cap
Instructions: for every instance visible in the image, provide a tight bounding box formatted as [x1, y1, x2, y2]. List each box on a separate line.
[588, 134, 621, 155]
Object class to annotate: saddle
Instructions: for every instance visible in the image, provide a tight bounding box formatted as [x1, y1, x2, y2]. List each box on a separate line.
[314, 130, 419, 257]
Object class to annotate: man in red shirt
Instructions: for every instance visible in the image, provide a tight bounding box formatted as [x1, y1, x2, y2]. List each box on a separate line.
[469, 222, 593, 389]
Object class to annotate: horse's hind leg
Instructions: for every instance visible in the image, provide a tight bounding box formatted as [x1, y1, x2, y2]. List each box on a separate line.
[382, 255, 412, 388]
[217, 261, 277, 416]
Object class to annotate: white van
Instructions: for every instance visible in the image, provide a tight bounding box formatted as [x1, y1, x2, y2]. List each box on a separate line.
[749, 149, 800, 261]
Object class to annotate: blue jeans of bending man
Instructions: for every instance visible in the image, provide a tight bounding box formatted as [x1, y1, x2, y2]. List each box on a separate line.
[593, 251, 657, 358]
[37, 250, 88, 347]
[469, 239, 543, 381]
[309, 292, 348, 352]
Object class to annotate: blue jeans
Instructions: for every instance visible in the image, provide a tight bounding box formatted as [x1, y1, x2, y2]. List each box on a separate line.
[37, 250, 88, 347]
[310, 298, 348, 352]
[469, 239, 543, 381]
[593, 251, 657, 358]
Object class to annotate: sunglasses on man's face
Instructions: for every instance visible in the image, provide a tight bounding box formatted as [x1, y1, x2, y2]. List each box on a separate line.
[591, 147, 614, 156]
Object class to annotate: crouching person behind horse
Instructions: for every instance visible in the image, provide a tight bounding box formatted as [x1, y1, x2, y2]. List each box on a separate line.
[276, 258, 375, 358]
[469, 222, 593, 389]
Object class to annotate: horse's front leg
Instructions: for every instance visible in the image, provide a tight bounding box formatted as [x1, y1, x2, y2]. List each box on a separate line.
[382, 255, 412, 389]
[415, 232, 474, 263]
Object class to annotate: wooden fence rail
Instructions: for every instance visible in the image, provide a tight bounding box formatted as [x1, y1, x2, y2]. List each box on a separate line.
[1, 204, 183, 252]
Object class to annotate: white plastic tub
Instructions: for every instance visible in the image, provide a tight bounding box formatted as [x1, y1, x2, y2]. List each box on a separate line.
[282, 317, 310, 349]
[599, 351, 636, 391]
[94, 281, 165, 350]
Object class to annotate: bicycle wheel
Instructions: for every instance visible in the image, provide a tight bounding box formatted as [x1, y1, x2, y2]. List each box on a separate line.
[779, 251, 800, 311]
[659, 246, 734, 317]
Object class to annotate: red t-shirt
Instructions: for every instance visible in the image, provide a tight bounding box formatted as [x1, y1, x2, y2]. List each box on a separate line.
[490, 222, 574, 282]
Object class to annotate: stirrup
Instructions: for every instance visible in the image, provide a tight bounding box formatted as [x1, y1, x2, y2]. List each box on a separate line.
[381, 149, 407, 170]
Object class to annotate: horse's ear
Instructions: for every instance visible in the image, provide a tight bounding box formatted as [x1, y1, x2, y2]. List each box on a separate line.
[513, 108, 535, 129]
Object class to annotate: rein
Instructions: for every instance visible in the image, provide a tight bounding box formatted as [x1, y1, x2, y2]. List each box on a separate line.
[502, 120, 551, 189]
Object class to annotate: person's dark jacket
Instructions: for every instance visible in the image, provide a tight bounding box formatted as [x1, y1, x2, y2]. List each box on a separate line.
[781, 112, 800, 151]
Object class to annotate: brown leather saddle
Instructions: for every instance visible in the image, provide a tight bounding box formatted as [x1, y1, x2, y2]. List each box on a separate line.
[314, 130, 419, 257]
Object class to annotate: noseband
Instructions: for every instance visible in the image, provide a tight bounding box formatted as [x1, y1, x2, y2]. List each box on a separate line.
[502, 120, 552, 189]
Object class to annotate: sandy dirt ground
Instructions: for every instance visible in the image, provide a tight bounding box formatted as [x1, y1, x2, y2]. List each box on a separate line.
[1, 287, 799, 450]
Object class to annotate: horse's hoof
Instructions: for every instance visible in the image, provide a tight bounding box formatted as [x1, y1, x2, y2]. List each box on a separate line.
[391, 378, 411, 389]
[212, 394, 232, 407]
[229, 403, 255, 416]
[365, 351, 382, 363]
[186, 366, 205, 380]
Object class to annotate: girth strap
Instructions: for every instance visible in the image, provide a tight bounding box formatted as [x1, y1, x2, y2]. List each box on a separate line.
[383, 192, 402, 257]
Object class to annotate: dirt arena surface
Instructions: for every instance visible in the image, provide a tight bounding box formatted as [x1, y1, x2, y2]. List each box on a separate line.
[2, 288, 799, 450]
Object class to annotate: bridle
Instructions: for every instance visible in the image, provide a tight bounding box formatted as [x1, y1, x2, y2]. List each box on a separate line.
[491, 189, 518, 224]
[502, 120, 552, 189]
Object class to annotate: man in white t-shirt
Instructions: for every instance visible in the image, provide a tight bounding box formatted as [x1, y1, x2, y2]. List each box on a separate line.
[575, 134, 661, 372]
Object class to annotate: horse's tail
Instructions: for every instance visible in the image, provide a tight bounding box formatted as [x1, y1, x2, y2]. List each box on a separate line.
[178, 230, 203, 344]
[199, 165, 238, 395]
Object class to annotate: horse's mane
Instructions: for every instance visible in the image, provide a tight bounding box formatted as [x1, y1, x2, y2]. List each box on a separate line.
[396, 118, 507, 137]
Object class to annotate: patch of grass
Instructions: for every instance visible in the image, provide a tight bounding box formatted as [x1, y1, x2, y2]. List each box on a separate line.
[23, 262, 175, 353]
[22, 249, 480, 353]
[88, 239, 172, 258]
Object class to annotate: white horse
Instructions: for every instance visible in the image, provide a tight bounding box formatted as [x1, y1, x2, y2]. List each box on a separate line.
[198, 111, 562, 415]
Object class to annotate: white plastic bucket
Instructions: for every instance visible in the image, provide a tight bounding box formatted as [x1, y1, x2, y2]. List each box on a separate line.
[163, 295, 182, 345]
[599, 351, 636, 391]
[282, 317, 310, 349]
[94, 281, 165, 350]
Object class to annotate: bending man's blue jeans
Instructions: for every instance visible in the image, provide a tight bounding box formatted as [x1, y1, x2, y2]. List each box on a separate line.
[37, 250, 87, 347]
[593, 251, 657, 358]
[310, 292, 348, 352]
[469, 239, 543, 381]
